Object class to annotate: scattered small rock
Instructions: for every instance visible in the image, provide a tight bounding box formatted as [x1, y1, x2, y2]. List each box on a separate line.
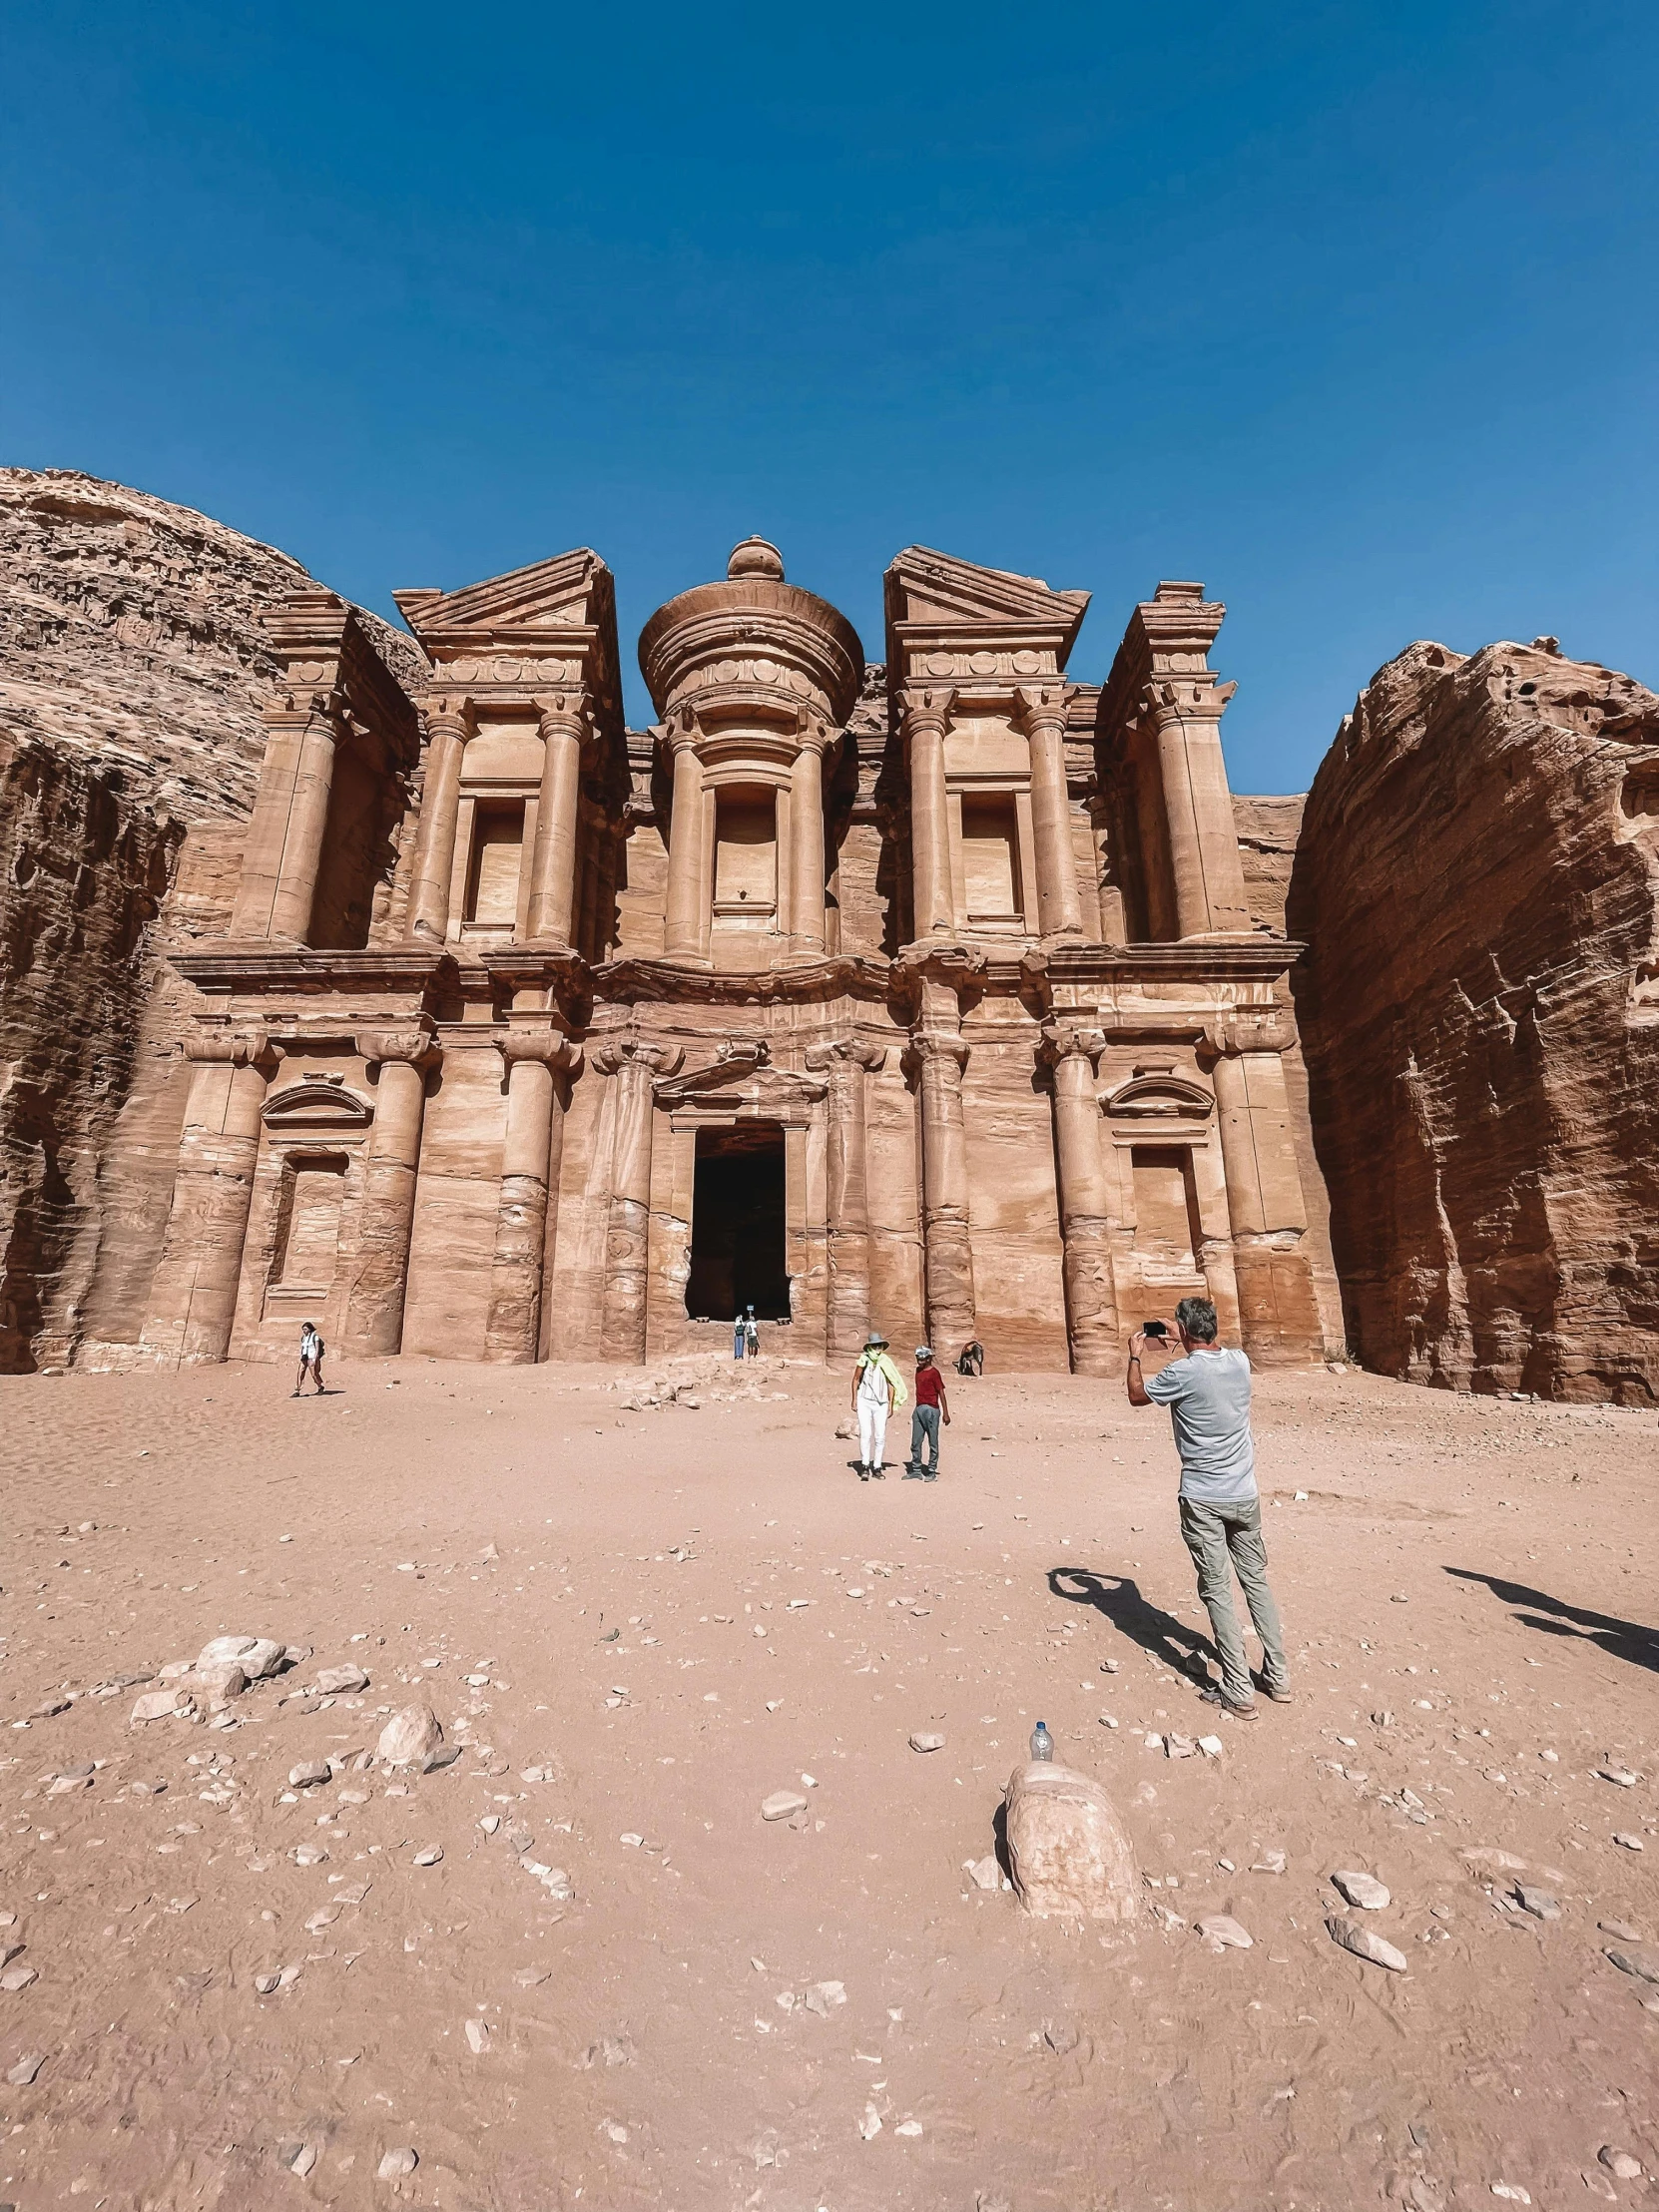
[1612, 1832, 1645, 1852]
[28, 1695, 70, 1720]
[377, 2146, 418, 2179]
[1252, 1849, 1288, 1875]
[131, 1689, 194, 1725]
[1513, 1885, 1560, 1921]
[1598, 1766, 1641, 1788]
[198, 1635, 285, 1679]
[761, 1790, 809, 1822]
[1331, 1869, 1390, 1911]
[1604, 1942, 1659, 1986]
[287, 1759, 330, 1790]
[412, 1845, 443, 1868]
[314, 1664, 370, 1695]
[858, 2104, 882, 2141]
[908, 1732, 945, 1754]
[376, 1706, 443, 1769]
[1326, 1916, 1407, 1972]
[464, 2018, 491, 2054]
[0, 1966, 39, 1992]
[1196, 1914, 1253, 1949]
[965, 1855, 1001, 1892]
[1197, 1734, 1224, 1759]
[1600, 2148, 1644, 2181]
[5, 2051, 44, 2086]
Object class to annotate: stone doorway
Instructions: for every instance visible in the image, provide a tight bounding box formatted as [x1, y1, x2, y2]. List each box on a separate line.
[685, 1122, 791, 1322]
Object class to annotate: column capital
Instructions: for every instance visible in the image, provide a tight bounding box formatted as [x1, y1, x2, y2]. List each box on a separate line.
[901, 1030, 969, 1081]
[590, 1036, 685, 1080]
[420, 694, 473, 739]
[535, 688, 591, 746]
[355, 1025, 440, 1071]
[1014, 682, 1070, 736]
[899, 685, 956, 741]
[1137, 673, 1237, 730]
[185, 1025, 276, 1071]
[1038, 1022, 1106, 1072]
[1203, 1007, 1294, 1058]
[495, 1032, 583, 1077]
[806, 1037, 887, 1076]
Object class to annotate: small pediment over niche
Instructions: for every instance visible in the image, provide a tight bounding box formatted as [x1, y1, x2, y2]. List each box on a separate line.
[1101, 1073, 1213, 1120]
[262, 1080, 375, 1130]
[657, 1058, 828, 1116]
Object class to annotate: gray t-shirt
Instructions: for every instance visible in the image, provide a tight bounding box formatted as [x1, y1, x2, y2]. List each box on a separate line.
[1144, 1346, 1256, 1503]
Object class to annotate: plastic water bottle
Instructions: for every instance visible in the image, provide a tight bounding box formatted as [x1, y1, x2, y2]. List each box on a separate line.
[1030, 1720, 1053, 1762]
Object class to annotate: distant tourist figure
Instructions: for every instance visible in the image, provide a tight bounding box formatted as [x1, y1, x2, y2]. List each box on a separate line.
[850, 1330, 906, 1481]
[292, 1321, 326, 1398]
[745, 1306, 760, 1359]
[904, 1345, 950, 1479]
[1126, 1297, 1291, 1718]
[733, 1313, 747, 1361]
[956, 1340, 984, 1378]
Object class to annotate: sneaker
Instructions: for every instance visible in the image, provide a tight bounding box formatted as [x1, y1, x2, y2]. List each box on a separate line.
[923, 1471, 937, 1481]
[1200, 1685, 1259, 1720]
[871, 1464, 885, 1479]
[1262, 1679, 1293, 1704]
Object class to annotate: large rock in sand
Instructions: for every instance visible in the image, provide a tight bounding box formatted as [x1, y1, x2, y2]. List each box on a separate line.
[376, 1706, 443, 1769]
[197, 1635, 285, 1679]
[1003, 1761, 1140, 1922]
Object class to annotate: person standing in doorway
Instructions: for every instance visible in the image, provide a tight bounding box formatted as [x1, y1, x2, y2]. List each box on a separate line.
[745, 1306, 760, 1360]
[904, 1345, 950, 1479]
[292, 1321, 326, 1398]
[1126, 1296, 1292, 1718]
[733, 1312, 747, 1361]
[849, 1330, 906, 1480]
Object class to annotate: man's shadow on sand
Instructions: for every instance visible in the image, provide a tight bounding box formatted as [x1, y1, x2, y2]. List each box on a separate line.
[1445, 1567, 1658, 1675]
[1048, 1565, 1216, 1683]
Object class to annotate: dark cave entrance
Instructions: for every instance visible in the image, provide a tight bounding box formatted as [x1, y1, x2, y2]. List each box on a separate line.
[685, 1122, 791, 1323]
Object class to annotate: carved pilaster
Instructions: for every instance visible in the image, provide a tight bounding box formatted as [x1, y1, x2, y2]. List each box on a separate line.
[407, 698, 472, 941]
[592, 1038, 685, 1363]
[527, 689, 592, 946]
[484, 1032, 584, 1363]
[1199, 1009, 1318, 1359]
[1016, 684, 1084, 939]
[901, 686, 955, 940]
[807, 1037, 888, 1356]
[1038, 1023, 1118, 1374]
[1138, 673, 1252, 938]
[342, 1026, 440, 1359]
[901, 1026, 976, 1354]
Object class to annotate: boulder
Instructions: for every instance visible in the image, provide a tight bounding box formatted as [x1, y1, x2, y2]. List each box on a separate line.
[314, 1663, 369, 1696]
[1327, 1915, 1408, 1972]
[197, 1635, 284, 1679]
[131, 1689, 194, 1724]
[1002, 1761, 1140, 1923]
[375, 1706, 443, 1769]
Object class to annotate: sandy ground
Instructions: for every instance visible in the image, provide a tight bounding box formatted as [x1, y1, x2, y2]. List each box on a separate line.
[0, 1346, 1655, 2211]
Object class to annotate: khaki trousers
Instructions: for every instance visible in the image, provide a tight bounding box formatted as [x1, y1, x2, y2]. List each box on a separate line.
[1178, 1493, 1288, 1706]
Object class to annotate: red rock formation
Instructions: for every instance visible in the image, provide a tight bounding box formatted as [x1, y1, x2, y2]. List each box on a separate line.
[0, 468, 421, 1371]
[1289, 636, 1659, 1401]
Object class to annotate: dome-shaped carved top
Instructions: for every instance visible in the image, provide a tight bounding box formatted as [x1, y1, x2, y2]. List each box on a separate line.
[638, 545, 863, 727]
[728, 536, 785, 582]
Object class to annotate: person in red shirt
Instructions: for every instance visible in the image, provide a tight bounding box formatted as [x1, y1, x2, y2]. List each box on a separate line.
[904, 1346, 950, 1480]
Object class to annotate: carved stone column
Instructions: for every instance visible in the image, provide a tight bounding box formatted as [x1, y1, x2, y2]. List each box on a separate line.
[902, 687, 955, 940]
[664, 721, 707, 958]
[1142, 676, 1253, 937]
[790, 724, 830, 953]
[903, 1027, 976, 1354]
[483, 1033, 582, 1363]
[1207, 1010, 1319, 1359]
[807, 1038, 886, 1355]
[342, 1028, 438, 1358]
[1017, 684, 1084, 939]
[1039, 1025, 1118, 1374]
[526, 691, 589, 945]
[406, 700, 470, 941]
[592, 1038, 683, 1363]
[142, 1029, 275, 1362]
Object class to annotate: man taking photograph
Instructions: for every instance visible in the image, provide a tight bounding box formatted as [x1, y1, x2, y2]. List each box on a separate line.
[1126, 1296, 1292, 1718]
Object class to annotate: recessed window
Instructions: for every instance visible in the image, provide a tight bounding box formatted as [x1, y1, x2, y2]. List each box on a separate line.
[713, 789, 778, 914]
[464, 803, 525, 925]
[961, 794, 1022, 925]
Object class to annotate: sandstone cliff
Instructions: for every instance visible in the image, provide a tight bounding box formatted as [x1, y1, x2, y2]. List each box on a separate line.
[0, 468, 422, 1371]
[1289, 637, 1659, 1401]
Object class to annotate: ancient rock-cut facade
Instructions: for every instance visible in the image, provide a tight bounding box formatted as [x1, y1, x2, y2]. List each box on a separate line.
[1290, 635, 1659, 1402]
[132, 535, 1331, 1372]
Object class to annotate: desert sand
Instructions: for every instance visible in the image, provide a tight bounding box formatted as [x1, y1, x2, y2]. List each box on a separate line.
[0, 1348, 1654, 2210]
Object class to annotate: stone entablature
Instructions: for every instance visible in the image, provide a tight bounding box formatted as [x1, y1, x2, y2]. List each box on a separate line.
[135, 537, 1335, 1374]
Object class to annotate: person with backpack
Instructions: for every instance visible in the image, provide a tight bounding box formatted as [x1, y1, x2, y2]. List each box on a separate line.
[292, 1321, 326, 1397]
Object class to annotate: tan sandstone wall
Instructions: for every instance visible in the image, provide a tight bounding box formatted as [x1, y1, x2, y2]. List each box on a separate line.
[1288, 638, 1659, 1401]
[0, 467, 424, 1372]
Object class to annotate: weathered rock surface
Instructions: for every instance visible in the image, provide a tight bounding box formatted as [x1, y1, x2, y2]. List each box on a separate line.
[1002, 1760, 1140, 1922]
[0, 468, 423, 1373]
[1289, 636, 1659, 1400]
[375, 1706, 443, 1769]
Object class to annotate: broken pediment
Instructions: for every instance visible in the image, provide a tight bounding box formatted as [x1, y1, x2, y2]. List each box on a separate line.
[883, 546, 1089, 680]
[655, 1047, 827, 1116]
[391, 548, 615, 650]
[1101, 1072, 1214, 1121]
[262, 1079, 375, 1131]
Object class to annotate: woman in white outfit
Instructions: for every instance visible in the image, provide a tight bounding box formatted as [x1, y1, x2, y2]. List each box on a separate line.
[849, 1330, 907, 1480]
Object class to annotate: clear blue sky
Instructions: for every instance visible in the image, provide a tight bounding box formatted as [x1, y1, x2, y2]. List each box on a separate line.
[3, 1, 1655, 789]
